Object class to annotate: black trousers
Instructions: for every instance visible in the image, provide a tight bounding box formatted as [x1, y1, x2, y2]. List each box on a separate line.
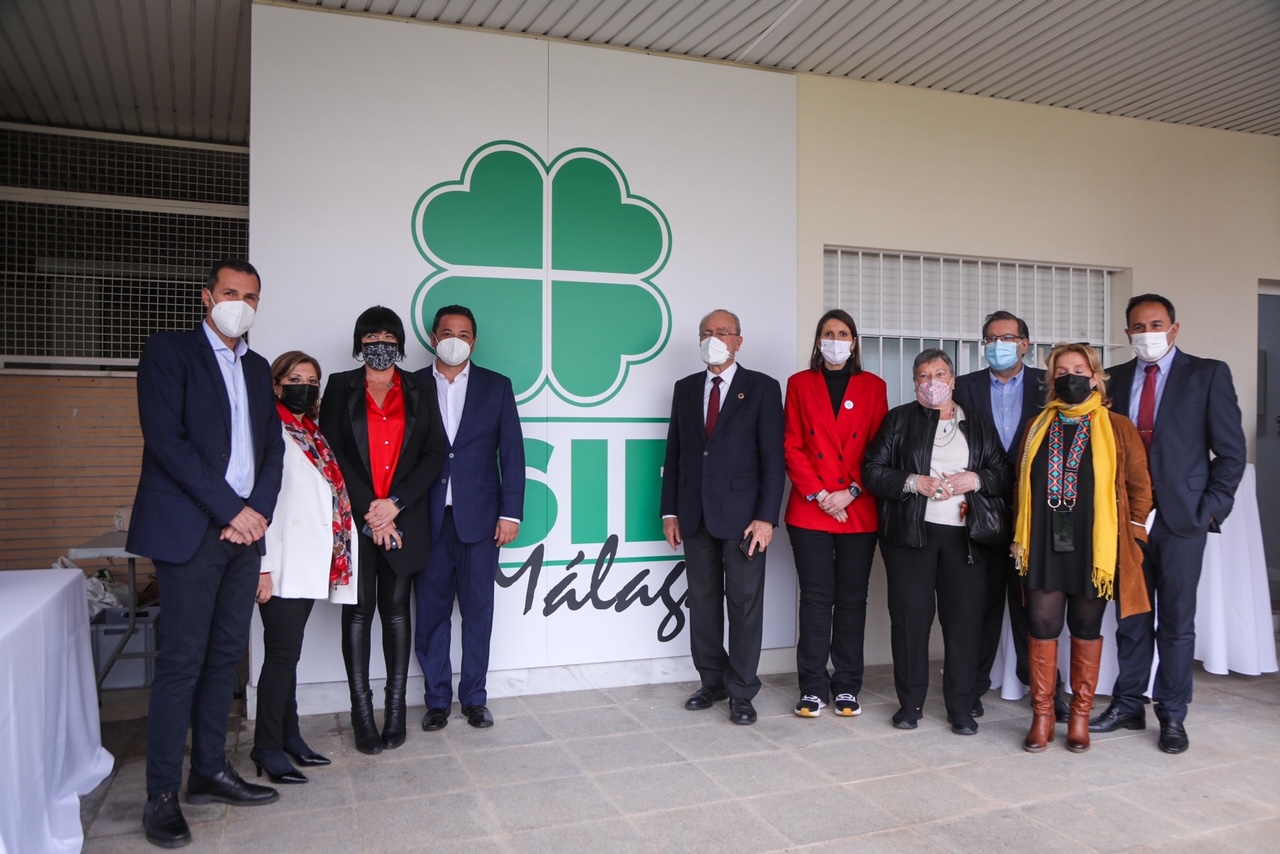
[787, 526, 877, 699]
[682, 524, 766, 701]
[146, 522, 259, 795]
[879, 523, 986, 721]
[1111, 515, 1208, 722]
[973, 545, 1034, 694]
[254, 596, 316, 751]
[342, 547, 413, 696]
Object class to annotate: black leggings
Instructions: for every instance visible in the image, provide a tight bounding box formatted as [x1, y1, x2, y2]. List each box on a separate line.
[1027, 589, 1106, 640]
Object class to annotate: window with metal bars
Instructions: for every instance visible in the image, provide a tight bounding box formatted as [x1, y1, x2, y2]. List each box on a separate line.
[0, 126, 249, 370]
[824, 248, 1114, 408]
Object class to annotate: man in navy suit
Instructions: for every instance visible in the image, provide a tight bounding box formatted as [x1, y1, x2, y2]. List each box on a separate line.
[415, 305, 525, 731]
[953, 311, 1056, 718]
[127, 259, 285, 848]
[1090, 294, 1246, 753]
[661, 309, 786, 725]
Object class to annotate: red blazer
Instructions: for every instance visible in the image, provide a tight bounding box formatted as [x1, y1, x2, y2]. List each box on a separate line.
[784, 368, 888, 534]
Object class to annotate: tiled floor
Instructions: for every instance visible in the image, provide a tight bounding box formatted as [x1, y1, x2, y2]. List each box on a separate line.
[83, 658, 1280, 853]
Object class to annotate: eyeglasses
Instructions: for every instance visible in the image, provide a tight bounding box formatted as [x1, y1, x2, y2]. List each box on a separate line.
[981, 335, 1024, 345]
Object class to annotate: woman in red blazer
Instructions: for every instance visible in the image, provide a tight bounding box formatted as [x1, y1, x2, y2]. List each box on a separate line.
[784, 309, 888, 718]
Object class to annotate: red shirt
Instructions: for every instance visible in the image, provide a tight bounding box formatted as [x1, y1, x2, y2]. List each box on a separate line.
[366, 375, 405, 499]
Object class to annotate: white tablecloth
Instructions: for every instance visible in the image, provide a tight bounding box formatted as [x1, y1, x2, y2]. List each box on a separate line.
[992, 462, 1276, 699]
[0, 569, 115, 854]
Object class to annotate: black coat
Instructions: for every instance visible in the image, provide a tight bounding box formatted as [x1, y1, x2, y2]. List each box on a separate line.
[863, 402, 1012, 548]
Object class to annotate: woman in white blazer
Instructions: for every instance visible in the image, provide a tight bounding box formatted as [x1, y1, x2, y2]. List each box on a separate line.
[252, 351, 358, 784]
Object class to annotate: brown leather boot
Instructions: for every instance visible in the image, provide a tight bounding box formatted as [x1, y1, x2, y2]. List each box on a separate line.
[1067, 636, 1103, 753]
[1024, 636, 1058, 753]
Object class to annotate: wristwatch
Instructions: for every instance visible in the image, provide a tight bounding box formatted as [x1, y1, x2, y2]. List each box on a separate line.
[390, 496, 405, 511]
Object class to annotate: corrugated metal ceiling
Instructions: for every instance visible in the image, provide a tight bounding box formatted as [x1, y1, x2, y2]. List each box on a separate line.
[1, 0, 1277, 144]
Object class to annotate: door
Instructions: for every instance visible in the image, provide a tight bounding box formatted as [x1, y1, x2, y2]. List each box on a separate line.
[1257, 291, 1280, 585]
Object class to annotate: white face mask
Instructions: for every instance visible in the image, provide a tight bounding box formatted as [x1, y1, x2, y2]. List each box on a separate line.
[209, 298, 255, 339]
[1131, 331, 1171, 363]
[700, 335, 732, 366]
[819, 339, 853, 366]
[434, 337, 471, 367]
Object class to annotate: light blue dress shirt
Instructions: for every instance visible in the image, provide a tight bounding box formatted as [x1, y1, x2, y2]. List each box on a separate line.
[989, 367, 1025, 452]
[1127, 345, 1178, 425]
[201, 321, 255, 499]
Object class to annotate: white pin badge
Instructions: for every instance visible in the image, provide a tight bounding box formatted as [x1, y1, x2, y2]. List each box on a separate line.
[738, 393, 745, 399]
[844, 400, 854, 410]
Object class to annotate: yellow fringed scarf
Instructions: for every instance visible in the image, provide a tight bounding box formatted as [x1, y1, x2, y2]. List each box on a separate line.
[1013, 392, 1119, 599]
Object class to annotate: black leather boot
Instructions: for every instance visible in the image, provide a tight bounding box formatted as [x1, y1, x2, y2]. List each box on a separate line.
[380, 598, 411, 750]
[342, 607, 382, 755]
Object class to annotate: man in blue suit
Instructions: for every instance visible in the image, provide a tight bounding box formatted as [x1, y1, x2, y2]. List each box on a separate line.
[953, 311, 1057, 718]
[1090, 294, 1246, 754]
[415, 305, 525, 731]
[127, 259, 285, 848]
[661, 309, 786, 726]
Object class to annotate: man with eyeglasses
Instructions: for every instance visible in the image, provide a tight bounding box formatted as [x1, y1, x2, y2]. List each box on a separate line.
[661, 309, 785, 725]
[953, 311, 1062, 720]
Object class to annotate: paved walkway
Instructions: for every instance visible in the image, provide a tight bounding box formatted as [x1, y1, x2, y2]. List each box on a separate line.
[83, 658, 1280, 853]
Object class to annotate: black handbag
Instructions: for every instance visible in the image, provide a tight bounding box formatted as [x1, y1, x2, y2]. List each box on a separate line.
[965, 490, 1011, 546]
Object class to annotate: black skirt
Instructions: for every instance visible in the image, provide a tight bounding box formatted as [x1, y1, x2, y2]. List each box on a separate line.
[1027, 424, 1097, 598]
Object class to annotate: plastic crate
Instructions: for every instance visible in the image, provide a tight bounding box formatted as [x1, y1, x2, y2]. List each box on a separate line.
[91, 607, 159, 689]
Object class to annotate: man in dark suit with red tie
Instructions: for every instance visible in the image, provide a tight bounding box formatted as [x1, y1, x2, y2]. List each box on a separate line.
[128, 259, 285, 848]
[953, 311, 1054, 719]
[661, 309, 786, 725]
[1090, 294, 1246, 754]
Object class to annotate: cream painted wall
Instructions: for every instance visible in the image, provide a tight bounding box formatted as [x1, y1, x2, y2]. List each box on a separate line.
[797, 74, 1280, 673]
[798, 74, 1280, 444]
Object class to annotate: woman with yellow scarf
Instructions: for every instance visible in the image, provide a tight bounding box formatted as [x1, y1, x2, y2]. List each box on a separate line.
[1013, 343, 1152, 754]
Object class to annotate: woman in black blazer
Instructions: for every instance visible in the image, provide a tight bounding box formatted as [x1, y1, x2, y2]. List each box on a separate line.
[319, 307, 445, 754]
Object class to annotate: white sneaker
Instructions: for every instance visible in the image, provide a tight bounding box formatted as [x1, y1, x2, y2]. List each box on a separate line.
[794, 695, 826, 717]
[833, 693, 862, 716]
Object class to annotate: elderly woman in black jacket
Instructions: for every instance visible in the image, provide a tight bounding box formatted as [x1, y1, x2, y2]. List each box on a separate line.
[864, 349, 1012, 735]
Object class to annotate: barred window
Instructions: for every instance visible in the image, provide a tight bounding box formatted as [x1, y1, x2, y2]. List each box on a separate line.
[824, 248, 1115, 407]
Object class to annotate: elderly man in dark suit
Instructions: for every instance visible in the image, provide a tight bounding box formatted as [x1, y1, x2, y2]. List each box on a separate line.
[661, 309, 786, 725]
[414, 305, 525, 732]
[128, 259, 285, 848]
[1090, 293, 1246, 754]
[953, 311, 1058, 719]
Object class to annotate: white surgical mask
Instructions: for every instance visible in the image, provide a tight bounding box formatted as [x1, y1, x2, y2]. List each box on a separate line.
[209, 298, 255, 339]
[819, 339, 853, 366]
[700, 336, 732, 366]
[1131, 331, 1171, 363]
[984, 341, 1020, 372]
[434, 337, 471, 367]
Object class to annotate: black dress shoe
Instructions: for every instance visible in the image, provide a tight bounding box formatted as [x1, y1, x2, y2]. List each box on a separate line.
[971, 697, 984, 718]
[1088, 705, 1146, 733]
[282, 737, 330, 767]
[729, 698, 757, 725]
[684, 685, 728, 710]
[186, 763, 279, 806]
[463, 704, 494, 728]
[948, 714, 979, 736]
[249, 748, 307, 785]
[422, 707, 450, 732]
[1054, 692, 1071, 724]
[1158, 720, 1189, 754]
[143, 791, 191, 849]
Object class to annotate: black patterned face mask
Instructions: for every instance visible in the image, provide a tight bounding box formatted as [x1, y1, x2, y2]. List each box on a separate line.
[362, 341, 400, 371]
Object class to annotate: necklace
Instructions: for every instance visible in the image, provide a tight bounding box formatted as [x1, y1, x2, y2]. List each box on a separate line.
[933, 415, 960, 447]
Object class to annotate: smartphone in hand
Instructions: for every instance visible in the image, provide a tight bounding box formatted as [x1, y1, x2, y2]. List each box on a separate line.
[739, 534, 755, 560]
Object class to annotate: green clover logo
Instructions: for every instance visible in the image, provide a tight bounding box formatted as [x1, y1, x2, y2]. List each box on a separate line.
[410, 141, 672, 406]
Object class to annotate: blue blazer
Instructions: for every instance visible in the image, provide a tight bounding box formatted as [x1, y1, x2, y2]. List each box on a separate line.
[127, 325, 285, 564]
[953, 366, 1047, 462]
[416, 364, 526, 545]
[661, 365, 786, 540]
[1107, 349, 1246, 537]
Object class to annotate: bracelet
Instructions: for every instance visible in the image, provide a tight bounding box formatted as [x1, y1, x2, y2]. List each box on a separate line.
[904, 474, 919, 494]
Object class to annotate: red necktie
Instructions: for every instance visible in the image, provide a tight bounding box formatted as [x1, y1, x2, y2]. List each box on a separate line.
[706, 376, 722, 439]
[1137, 363, 1158, 451]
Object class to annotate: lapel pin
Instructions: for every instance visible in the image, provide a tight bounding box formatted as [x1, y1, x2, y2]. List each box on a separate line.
[844, 400, 854, 410]
[738, 393, 745, 399]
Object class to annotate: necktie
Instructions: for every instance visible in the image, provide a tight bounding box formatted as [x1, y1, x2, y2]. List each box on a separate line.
[706, 376, 722, 439]
[1136, 363, 1158, 451]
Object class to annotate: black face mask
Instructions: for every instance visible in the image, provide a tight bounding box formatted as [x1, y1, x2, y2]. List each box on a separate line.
[279, 383, 319, 415]
[1054, 374, 1094, 405]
